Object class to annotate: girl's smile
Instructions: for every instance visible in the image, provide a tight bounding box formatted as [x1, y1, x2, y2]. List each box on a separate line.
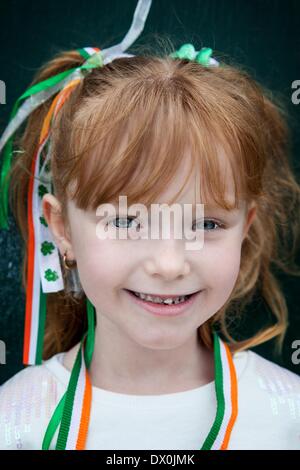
[123, 288, 203, 316]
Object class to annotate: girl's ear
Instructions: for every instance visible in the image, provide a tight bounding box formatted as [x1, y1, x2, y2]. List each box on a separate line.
[243, 201, 257, 240]
[42, 193, 76, 260]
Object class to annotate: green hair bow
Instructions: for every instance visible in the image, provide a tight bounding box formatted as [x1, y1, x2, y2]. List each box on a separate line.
[169, 43, 219, 67]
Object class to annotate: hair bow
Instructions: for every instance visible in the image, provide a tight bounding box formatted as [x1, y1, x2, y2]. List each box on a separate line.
[169, 43, 219, 67]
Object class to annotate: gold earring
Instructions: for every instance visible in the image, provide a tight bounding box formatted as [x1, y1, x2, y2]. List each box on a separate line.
[63, 250, 77, 270]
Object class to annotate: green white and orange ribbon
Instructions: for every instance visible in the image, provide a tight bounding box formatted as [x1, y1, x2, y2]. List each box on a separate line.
[201, 332, 238, 450]
[23, 76, 85, 365]
[42, 296, 95, 450]
[41, 326, 237, 450]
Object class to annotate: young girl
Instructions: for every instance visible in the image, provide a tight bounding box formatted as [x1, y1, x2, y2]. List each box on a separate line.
[0, 0, 300, 451]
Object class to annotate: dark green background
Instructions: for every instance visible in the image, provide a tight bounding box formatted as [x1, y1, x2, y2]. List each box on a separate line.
[0, 0, 299, 384]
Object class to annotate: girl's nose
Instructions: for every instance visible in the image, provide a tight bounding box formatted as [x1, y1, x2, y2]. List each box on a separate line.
[144, 239, 191, 281]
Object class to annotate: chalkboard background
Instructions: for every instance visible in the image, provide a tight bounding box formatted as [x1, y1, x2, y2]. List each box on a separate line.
[0, 0, 299, 384]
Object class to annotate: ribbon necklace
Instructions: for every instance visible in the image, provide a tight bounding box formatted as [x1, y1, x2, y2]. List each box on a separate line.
[41, 303, 238, 451]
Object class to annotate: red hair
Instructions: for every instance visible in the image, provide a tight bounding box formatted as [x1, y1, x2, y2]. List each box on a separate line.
[8, 41, 300, 359]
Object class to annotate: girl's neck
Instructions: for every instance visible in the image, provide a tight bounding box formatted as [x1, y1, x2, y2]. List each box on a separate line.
[63, 324, 215, 395]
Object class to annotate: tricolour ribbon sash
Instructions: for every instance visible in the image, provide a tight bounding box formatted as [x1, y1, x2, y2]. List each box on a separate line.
[42, 329, 238, 450]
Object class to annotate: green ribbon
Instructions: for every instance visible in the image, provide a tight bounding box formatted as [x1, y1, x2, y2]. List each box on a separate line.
[0, 48, 103, 230]
[201, 331, 225, 450]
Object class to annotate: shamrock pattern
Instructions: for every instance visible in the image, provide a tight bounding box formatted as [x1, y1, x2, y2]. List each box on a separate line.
[41, 241, 55, 256]
[44, 269, 59, 282]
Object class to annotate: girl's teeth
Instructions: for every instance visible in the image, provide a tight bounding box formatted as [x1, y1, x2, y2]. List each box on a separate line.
[133, 291, 188, 304]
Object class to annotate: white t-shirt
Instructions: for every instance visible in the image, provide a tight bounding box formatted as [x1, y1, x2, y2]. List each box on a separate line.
[0, 348, 299, 450]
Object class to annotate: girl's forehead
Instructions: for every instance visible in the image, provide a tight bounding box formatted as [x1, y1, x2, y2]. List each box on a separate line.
[152, 149, 237, 203]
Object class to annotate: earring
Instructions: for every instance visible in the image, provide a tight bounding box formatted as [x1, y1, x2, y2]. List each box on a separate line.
[63, 250, 77, 270]
[62, 250, 83, 298]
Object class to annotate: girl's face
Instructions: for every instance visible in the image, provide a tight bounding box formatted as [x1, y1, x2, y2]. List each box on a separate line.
[43, 150, 256, 351]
